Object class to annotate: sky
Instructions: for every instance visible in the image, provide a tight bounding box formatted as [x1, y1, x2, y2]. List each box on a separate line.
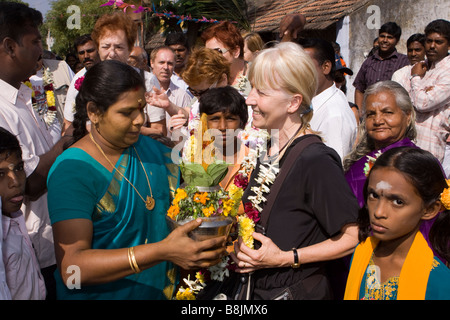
[26, 0, 52, 16]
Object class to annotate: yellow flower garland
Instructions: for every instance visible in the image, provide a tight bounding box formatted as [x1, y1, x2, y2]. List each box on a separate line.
[46, 90, 56, 107]
[23, 67, 57, 127]
[238, 215, 255, 249]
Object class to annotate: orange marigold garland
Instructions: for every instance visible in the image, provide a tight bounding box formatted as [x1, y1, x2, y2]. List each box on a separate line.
[440, 179, 450, 210]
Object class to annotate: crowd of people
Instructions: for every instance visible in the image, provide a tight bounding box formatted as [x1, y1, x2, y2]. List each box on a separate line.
[0, 1, 449, 300]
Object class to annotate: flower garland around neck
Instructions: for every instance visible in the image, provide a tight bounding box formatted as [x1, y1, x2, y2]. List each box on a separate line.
[238, 144, 280, 248]
[71, 76, 85, 114]
[24, 67, 57, 127]
[233, 72, 250, 96]
[74, 76, 85, 91]
[238, 127, 306, 248]
[363, 150, 383, 177]
[439, 179, 450, 210]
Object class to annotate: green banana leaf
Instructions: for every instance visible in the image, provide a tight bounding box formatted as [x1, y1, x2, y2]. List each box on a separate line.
[180, 162, 229, 187]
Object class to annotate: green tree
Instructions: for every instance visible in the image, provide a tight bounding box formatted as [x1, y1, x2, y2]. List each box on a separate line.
[41, 0, 113, 57]
[42, 0, 251, 56]
[0, 0, 28, 4]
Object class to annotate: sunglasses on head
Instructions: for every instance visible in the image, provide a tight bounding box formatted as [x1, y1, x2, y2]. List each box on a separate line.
[213, 47, 229, 55]
[187, 80, 219, 97]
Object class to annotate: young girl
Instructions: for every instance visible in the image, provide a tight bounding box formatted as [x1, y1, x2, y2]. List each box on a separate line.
[344, 147, 450, 300]
[0, 128, 46, 299]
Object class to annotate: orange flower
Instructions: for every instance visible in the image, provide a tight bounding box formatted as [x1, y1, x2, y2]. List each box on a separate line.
[193, 192, 209, 205]
[440, 180, 450, 210]
[174, 188, 188, 205]
[167, 205, 180, 220]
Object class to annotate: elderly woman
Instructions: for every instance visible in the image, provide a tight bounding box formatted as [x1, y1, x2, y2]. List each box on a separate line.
[230, 42, 359, 300]
[342, 81, 441, 255]
[343, 80, 418, 208]
[63, 12, 164, 135]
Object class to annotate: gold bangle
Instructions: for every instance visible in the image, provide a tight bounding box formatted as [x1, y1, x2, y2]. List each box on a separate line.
[128, 247, 141, 273]
[127, 247, 136, 273]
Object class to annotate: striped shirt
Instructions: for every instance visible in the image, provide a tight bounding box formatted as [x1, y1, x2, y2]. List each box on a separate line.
[410, 55, 450, 162]
[353, 49, 409, 92]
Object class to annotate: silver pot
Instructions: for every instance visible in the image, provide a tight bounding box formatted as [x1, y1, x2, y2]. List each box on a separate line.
[166, 215, 234, 241]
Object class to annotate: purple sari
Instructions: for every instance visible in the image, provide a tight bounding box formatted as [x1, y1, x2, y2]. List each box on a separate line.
[345, 138, 418, 208]
[344, 138, 439, 255]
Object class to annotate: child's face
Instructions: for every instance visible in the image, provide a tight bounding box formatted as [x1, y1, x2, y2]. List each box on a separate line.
[206, 111, 242, 150]
[0, 152, 26, 215]
[366, 167, 427, 243]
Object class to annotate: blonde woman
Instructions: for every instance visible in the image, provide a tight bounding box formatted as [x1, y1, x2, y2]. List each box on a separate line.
[230, 42, 359, 300]
[242, 32, 264, 63]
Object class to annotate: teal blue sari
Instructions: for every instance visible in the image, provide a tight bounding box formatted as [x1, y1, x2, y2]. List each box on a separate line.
[48, 135, 179, 300]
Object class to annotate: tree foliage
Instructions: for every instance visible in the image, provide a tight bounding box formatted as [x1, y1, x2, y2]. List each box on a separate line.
[42, 0, 250, 57]
[41, 0, 113, 57]
[0, 0, 28, 4]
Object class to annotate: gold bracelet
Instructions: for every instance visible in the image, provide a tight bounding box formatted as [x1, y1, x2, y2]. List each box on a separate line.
[128, 247, 141, 273]
[127, 247, 136, 273]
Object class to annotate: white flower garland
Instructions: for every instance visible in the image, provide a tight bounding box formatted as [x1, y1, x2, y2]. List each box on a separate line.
[247, 161, 279, 212]
[25, 67, 58, 127]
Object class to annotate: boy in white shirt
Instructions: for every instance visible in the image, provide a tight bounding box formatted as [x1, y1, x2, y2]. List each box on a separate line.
[0, 128, 46, 300]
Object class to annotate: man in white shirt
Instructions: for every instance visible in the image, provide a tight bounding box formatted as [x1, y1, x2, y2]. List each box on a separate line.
[165, 32, 190, 77]
[163, 33, 192, 97]
[409, 19, 450, 165]
[0, 2, 73, 299]
[300, 38, 357, 161]
[63, 34, 100, 131]
[145, 46, 193, 137]
[29, 57, 75, 142]
[391, 33, 426, 91]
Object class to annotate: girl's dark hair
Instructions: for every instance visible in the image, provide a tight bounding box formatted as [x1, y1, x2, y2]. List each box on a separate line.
[358, 147, 450, 262]
[70, 60, 146, 146]
[199, 86, 248, 129]
[0, 127, 22, 161]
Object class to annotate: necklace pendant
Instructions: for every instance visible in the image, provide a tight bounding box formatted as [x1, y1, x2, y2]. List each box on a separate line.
[146, 196, 155, 210]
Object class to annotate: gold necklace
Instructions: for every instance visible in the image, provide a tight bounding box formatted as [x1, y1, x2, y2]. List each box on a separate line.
[89, 132, 155, 211]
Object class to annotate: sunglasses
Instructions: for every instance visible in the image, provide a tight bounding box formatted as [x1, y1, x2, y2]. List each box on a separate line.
[213, 47, 229, 55]
[187, 80, 219, 97]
